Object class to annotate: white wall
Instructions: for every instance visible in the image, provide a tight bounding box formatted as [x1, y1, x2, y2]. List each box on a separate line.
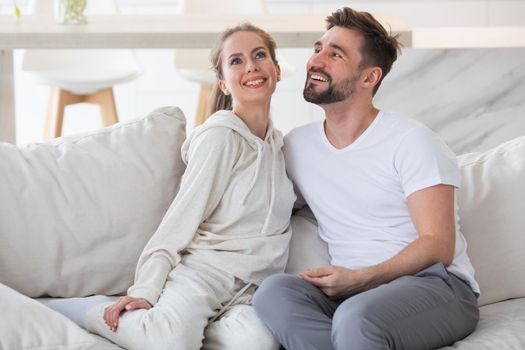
[11, 0, 525, 148]
[267, 0, 525, 26]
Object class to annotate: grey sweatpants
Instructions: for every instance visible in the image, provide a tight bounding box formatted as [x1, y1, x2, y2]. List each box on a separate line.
[253, 263, 479, 350]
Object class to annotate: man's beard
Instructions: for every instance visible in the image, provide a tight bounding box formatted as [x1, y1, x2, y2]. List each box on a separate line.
[303, 69, 359, 104]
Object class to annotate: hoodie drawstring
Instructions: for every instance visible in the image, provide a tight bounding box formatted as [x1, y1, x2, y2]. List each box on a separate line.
[208, 282, 253, 324]
[242, 141, 263, 205]
[261, 132, 276, 235]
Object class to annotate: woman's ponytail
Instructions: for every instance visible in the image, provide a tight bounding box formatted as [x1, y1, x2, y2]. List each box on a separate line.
[209, 81, 232, 115]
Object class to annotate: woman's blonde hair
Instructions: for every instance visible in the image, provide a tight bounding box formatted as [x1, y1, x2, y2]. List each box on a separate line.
[206, 23, 278, 117]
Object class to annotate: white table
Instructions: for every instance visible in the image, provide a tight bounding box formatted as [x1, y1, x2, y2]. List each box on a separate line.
[0, 13, 411, 143]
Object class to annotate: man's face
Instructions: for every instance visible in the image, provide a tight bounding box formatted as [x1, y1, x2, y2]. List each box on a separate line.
[303, 26, 364, 105]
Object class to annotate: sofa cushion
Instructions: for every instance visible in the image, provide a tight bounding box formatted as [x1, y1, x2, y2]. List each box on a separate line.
[457, 136, 525, 306]
[0, 282, 97, 350]
[439, 298, 525, 349]
[34, 297, 124, 349]
[285, 206, 330, 274]
[0, 106, 186, 298]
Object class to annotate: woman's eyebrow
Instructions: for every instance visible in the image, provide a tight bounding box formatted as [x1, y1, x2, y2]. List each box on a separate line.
[228, 46, 266, 60]
[227, 52, 242, 60]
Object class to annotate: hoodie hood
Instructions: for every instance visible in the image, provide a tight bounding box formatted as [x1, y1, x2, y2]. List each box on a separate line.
[183, 109, 281, 153]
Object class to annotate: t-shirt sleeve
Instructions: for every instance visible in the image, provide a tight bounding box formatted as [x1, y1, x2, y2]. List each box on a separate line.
[394, 126, 460, 198]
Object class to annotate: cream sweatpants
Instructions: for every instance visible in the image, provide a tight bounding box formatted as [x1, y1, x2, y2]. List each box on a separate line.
[85, 254, 278, 350]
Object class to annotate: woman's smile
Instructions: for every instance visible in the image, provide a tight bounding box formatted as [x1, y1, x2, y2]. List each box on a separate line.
[243, 76, 267, 88]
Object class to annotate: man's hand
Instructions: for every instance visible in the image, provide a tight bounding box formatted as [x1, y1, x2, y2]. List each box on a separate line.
[103, 296, 152, 332]
[299, 266, 372, 299]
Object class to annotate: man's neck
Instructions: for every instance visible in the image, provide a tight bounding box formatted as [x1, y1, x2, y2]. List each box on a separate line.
[322, 98, 379, 149]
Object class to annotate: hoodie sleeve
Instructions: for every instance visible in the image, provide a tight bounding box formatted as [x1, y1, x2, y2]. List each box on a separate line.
[127, 127, 240, 305]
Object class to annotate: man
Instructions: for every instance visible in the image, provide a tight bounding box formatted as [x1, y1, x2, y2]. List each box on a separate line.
[253, 7, 480, 350]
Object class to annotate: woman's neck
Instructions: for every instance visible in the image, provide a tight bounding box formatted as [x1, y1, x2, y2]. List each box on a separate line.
[233, 101, 271, 139]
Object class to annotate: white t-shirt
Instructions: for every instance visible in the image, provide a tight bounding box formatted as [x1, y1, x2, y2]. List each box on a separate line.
[284, 111, 479, 294]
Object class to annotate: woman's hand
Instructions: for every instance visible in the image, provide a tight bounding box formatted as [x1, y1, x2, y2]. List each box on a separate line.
[103, 296, 152, 332]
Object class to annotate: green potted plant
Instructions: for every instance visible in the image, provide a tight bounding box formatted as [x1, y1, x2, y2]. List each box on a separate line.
[55, 0, 87, 24]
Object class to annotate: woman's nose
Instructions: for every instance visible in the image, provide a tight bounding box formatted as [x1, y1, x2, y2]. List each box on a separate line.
[246, 59, 260, 73]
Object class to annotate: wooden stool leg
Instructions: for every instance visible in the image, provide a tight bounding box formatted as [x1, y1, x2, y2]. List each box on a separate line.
[44, 88, 82, 140]
[86, 88, 118, 127]
[44, 87, 58, 140]
[194, 83, 213, 126]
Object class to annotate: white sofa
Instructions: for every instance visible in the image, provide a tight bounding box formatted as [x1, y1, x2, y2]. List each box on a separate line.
[0, 107, 524, 349]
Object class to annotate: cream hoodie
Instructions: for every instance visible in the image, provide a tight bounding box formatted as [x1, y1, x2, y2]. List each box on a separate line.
[127, 110, 296, 306]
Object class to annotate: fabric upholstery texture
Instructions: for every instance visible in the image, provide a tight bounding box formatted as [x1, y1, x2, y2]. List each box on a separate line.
[285, 206, 330, 274]
[0, 282, 97, 350]
[0, 106, 186, 298]
[456, 136, 525, 306]
[440, 298, 525, 349]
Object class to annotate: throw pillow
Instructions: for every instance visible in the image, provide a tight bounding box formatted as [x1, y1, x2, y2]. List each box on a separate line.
[0, 106, 186, 298]
[0, 282, 96, 350]
[457, 135, 525, 306]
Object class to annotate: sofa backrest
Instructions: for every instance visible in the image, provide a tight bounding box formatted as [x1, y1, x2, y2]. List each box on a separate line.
[0, 106, 186, 298]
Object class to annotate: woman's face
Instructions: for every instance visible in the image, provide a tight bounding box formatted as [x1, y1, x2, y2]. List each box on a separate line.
[218, 31, 281, 108]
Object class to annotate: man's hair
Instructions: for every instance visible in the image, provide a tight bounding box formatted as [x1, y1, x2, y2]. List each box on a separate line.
[326, 7, 401, 94]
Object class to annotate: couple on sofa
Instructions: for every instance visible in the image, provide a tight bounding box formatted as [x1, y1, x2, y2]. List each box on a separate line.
[48, 7, 480, 350]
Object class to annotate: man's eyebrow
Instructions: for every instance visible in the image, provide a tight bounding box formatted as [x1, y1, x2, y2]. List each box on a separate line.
[329, 43, 347, 55]
[313, 41, 347, 56]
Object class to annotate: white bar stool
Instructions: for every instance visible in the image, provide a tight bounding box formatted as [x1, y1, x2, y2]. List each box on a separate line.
[22, 0, 142, 140]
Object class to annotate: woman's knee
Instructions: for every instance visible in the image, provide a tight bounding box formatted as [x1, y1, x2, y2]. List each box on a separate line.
[104, 308, 203, 350]
[203, 305, 279, 350]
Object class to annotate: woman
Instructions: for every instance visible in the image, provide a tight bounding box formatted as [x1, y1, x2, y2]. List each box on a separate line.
[83, 23, 294, 350]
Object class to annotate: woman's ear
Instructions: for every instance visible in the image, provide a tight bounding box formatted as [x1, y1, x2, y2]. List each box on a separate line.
[276, 63, 282, 82]
[218, 80, 230, 95]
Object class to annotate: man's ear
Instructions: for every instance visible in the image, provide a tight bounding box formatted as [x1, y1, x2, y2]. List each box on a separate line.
[362, 67, 382, 89]
[218, 80, 229, 95]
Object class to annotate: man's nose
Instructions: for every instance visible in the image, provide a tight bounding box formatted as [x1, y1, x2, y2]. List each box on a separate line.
[308, 52, 325, 70]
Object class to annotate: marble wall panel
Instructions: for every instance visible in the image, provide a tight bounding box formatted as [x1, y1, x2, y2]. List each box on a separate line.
[375, 48, 525, 153]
